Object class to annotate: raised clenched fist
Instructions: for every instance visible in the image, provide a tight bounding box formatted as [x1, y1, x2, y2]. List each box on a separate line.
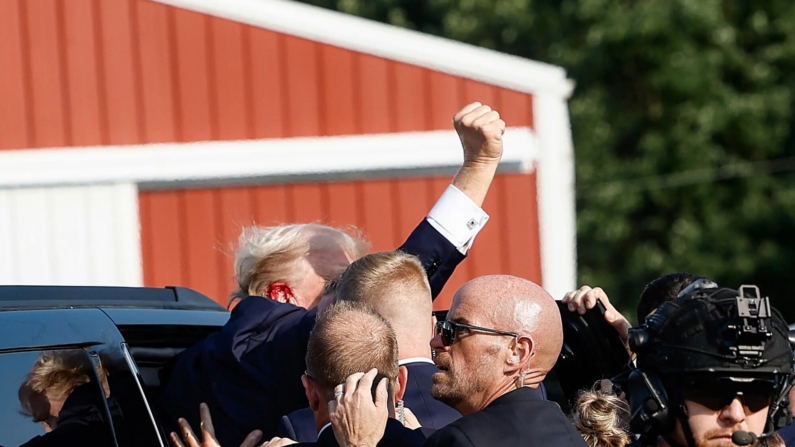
[453, 102, 505, 166]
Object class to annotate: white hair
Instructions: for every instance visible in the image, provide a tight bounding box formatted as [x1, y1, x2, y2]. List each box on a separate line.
[231, 223, 369, 303]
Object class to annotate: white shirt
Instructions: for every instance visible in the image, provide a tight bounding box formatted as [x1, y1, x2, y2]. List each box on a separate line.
[398, 357, 435, 366]
[318, 422, 332, 439]
[426, 185, 489, 254]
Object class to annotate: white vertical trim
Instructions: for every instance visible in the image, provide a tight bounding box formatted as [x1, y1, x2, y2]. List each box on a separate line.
[0, 184, 143, 287]
[50, 187, 92, 284]
[0, 190, 16, 283]
[13, 189, 54, 284]
[112, 183, 143, 287]
[535, 94, 578, 300]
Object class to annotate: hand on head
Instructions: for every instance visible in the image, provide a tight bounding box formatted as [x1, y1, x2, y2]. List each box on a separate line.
[328, 368, 390, 447]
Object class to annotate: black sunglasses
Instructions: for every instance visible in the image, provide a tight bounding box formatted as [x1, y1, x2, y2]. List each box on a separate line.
[435, 320, 519, 347]
[680, 383, 773, 413]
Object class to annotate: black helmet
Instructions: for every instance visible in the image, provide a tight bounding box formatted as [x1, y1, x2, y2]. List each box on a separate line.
[631, 279, 792, 378]
[623, 279, 794, 446]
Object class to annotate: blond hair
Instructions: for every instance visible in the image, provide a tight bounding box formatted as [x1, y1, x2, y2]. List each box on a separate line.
[305, 301, 399, 398]
[336, 251, 432, 356]
[337, 251, 431, 304]
[570, 388, 632, 447]
[231, 223, 369, 302]
[18, 350, 108, 421]
[768, 433, 785, 447]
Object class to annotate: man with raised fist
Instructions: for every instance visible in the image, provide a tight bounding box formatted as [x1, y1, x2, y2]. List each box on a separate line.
[160, 103, 510, 447]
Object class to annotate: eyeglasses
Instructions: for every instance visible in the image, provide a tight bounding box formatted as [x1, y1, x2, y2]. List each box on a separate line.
[435, 320, 519, 347]
[680, 384, 772, 413]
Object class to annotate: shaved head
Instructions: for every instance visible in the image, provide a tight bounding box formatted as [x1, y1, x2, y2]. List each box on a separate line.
[431, 275, 563, 414]
[455, 275, 563, 373]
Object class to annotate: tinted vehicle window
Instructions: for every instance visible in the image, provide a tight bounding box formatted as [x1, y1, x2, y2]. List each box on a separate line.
[0, 349, 114, 447]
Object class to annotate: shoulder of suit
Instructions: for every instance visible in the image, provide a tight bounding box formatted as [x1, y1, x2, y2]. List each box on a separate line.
[435, 401, 586, 446]
[425, 424, 475, 447]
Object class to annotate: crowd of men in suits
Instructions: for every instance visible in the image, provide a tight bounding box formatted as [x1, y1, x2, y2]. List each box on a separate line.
[159, 102, 795, 447]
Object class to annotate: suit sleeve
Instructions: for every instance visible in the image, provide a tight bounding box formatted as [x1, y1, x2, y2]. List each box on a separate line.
[422, 426, 475, 447]
[276, 415, 298, 441]
[398, 219, 466, 300]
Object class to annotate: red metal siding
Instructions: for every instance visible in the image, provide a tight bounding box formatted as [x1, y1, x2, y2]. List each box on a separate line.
[1, 0, 542, 308]
[0, 0, 535, 145]
[139, 173, 542, 310]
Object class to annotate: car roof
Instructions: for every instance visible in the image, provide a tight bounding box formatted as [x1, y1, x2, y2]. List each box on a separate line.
[0, 285, 227, 312]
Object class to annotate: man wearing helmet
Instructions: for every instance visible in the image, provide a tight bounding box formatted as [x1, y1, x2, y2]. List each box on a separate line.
[621, 279, 794, 447]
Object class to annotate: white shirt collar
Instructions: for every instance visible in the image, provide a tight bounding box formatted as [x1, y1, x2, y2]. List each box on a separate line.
[318, 422, 332, 438]
[399, 357, 435, 366]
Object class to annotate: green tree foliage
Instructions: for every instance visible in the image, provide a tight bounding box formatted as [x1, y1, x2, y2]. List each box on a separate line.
[300, 0, 795, 321]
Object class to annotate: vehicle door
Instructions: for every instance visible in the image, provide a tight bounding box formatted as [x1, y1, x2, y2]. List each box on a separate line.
[0, 309, 165, 447]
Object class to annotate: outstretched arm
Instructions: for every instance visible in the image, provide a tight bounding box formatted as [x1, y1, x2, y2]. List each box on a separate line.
[399, 102, 505, 298]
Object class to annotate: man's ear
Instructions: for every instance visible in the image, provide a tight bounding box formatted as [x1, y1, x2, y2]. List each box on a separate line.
[302, 375, 322, 412]
[505, 336, 533, 373]
[266, 282, 297, 305]
[395, 366, 408, 402]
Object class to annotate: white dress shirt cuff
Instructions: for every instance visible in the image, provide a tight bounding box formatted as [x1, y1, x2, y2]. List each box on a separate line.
[426, 184, 489, 255]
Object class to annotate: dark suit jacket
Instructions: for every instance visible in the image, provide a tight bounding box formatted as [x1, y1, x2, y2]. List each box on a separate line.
[422, 387, 587, 447]
[158, 219, 465, 447]
[20, 383, 114, 447]
[401, 362, 461, 429]
[292, 419, 427, 447]
[276, 361, 462, 442]
[277, 408, 317, 443]
[778, 423, 795, 447]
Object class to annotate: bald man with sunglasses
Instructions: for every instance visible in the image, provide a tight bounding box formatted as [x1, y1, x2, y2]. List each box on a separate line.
[329, 275, 587, 447]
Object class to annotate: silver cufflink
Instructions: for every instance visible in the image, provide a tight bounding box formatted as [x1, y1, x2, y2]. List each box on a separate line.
[466, 218, 479, 229]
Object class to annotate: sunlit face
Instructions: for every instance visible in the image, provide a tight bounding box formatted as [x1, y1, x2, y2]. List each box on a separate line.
[430, 294, 511, 415]
[667, 396, 769, 447]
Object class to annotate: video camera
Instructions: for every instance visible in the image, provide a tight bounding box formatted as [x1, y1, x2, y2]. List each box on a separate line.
[549, 299, 631, 411]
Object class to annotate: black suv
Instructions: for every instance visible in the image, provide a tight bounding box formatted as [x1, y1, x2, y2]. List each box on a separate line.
[0, 286, 229, 447]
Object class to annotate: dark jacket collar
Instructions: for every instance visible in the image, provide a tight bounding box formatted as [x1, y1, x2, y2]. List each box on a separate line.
[487, 386, 543, 408]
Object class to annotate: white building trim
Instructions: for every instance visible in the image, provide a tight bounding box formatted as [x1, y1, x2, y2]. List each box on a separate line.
[0, 128, 538, 188]
[0, 126, 576, 296]
[153, 0, 574, 99]
[0, 125, 575, 298]
[534, 95, 577, 299]
[0, 183, 142, 287]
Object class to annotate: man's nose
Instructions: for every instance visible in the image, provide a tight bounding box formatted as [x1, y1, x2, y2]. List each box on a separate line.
[430, 333, 447, 351]
[720, 397, 747, 424]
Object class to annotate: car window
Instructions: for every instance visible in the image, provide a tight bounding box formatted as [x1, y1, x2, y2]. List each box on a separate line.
[0, 348, 114, 447]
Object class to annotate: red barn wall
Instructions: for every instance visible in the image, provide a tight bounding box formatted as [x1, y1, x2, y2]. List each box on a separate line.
[0, 0, 534, 147]
[140, 173, 542, 310]
[0, 0, 542, 308]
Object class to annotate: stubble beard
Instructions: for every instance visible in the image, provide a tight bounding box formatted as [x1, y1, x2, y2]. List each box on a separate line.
[688, 428, 760, 447]
[431, 363, 489, 412]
